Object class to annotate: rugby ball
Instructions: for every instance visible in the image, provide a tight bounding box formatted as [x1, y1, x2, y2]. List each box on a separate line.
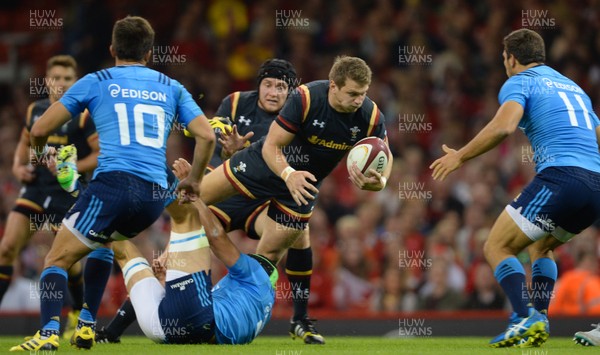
[346, 137, 390, 176]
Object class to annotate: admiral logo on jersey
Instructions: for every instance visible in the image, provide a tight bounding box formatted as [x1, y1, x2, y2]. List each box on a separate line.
[306, 136, 353, 150]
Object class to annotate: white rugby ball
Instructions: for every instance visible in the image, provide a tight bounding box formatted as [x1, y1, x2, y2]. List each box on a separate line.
[346, 137, 391, 176]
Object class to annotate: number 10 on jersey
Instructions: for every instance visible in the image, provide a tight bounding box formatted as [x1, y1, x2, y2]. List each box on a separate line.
[114, 103, 166, 148]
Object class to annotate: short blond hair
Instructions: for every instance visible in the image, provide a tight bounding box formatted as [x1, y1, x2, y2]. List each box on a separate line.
[46, 55, 77, 72]
[328, 55, 372, 88]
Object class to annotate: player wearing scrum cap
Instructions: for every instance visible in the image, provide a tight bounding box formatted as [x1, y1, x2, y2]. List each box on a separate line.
[176, 55, 392, 342]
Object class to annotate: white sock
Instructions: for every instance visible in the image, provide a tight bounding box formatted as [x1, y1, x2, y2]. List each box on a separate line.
[122, 257, 151, 286]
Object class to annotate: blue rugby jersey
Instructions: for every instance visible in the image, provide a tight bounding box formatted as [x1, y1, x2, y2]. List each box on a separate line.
[499, 65, 600, 173]
[60, 65, 203, 188]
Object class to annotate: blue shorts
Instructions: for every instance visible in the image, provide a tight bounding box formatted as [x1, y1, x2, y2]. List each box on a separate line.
[159, 270, 215, 344]
[507, 166, 600, 242]
[62, 172, 167, 248]
[163, 167, 179, 207]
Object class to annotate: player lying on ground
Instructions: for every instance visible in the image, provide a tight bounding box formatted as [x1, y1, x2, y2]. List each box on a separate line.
[430, 28, 600, 348]
[112, 194, 277, 344]
[97, 59, 325, 344]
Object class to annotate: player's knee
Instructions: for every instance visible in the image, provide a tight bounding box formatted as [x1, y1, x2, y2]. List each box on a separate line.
[527, 243, 553, 260]
[291, 230, 310, 249]
[0, 240, 20, 263]
[482, 239, 495, 261]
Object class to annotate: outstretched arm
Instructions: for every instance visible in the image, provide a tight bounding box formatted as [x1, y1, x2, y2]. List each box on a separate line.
[430, 101, 523, 181]
[193, 198, 240, 268]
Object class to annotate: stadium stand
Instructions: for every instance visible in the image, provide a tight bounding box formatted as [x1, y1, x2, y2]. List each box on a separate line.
[1, 0, 600, 330]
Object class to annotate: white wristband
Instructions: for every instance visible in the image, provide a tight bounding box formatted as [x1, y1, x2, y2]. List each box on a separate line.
[280, 166, 296, 182]
[381, 176, 387, 188]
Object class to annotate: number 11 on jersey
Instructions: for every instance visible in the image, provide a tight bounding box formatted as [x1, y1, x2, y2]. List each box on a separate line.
[557, 91, 593, 129]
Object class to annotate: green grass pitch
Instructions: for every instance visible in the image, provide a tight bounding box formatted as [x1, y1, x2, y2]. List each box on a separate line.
[0, 336, 595, 354]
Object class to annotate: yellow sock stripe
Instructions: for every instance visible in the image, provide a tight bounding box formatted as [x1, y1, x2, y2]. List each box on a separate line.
[285, 269, 313, 276]
[0, 273, 10, 280]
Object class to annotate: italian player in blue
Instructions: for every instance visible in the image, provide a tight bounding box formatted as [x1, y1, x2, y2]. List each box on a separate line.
[430, 28, 600, 348]
[10, 16, 215, 352]
[110, 185, 276, 345]
[96, 59, 327, 345]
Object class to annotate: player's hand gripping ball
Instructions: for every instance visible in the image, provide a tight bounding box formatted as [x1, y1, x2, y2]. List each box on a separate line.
[346, 137, 391, 176]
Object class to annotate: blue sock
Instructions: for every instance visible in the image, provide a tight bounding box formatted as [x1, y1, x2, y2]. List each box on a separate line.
[531, 257, 557, 314]
[79, 308, 94, 322]
[82, 248, 114, 321]
[494, 257, 529, 317]
[40, 266, 68, 332]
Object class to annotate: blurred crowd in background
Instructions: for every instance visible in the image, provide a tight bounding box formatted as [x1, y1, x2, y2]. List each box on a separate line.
[1, 0, 600, 317]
